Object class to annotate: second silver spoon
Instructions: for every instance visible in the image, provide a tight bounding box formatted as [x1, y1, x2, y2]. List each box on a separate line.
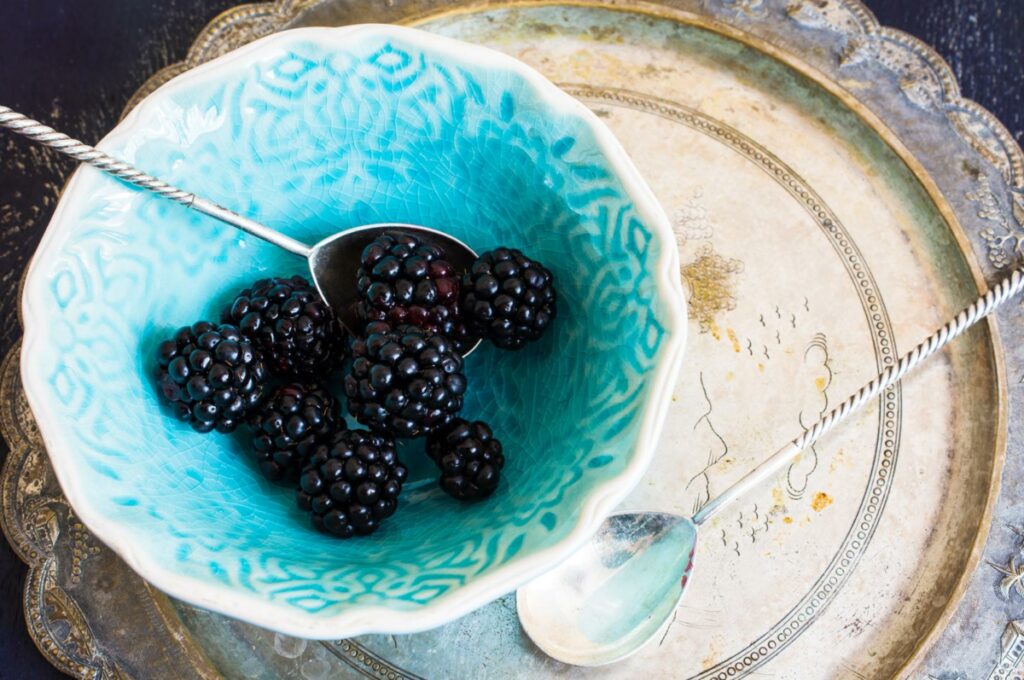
[518, 267, 1024, 666]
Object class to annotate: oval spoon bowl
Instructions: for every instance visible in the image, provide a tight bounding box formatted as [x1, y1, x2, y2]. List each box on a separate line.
[517, 513, 697, 666]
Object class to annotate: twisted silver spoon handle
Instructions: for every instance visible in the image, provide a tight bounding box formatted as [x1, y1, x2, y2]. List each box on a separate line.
[693, 268, 1024, 525]
[0, 105, 311, 257]
[1, 105, 198, 204]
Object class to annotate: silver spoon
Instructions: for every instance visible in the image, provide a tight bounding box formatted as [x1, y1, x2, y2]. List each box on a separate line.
[0, 106, 480, 353]
[517, 268, 1024, 666]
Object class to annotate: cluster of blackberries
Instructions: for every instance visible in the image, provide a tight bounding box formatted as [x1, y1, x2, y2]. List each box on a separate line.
[154, 230, 556, 538]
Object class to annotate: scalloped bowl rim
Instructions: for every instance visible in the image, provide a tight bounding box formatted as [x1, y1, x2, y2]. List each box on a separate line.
[19, 24, 688, 639]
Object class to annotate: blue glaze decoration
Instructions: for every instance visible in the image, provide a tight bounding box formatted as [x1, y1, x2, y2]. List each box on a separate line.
[21, 27, 681, 629]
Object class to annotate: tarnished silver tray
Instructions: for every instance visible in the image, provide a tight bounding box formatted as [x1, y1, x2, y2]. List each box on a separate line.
[3, 0, 1024, 677]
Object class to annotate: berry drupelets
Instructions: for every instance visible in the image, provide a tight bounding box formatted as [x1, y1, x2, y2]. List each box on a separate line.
[427, 419, 505, 500]
[221, 275, 345, 379]
[356, 231, 474, 352]
[248, 383, 341, 481]
[345, 322, 467, 438]
[152, 229, 558, 538]
[297, 429, 408, 537]
[156, 322, 267, 434]
[462, 248, 556, 350]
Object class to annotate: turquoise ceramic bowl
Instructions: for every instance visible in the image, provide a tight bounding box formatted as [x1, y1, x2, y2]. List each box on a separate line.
[21, 25, 686, 637]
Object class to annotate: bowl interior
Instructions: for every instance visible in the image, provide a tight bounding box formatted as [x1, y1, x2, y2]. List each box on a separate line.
[23, 27, 675, 627]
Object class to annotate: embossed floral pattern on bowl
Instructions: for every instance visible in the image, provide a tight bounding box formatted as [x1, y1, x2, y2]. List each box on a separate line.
[19, 25, 686, 638]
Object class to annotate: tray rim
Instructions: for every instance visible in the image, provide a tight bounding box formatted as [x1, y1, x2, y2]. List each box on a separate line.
[1, 0, 1010, 677]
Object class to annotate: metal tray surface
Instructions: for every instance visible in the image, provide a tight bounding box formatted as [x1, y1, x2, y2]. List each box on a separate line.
[3, 1, 1023, 678]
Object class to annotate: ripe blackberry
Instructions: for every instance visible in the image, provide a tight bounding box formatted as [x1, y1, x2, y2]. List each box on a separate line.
[248, 383, 341, 481]
[344, 322, 467, 438]
[426, 419, 505, 500]
[356, 231, 473, 351]
[221, 275, 345, 379]
[156, 322, 267, 434]
[297, 429, 408, 537]
[461, 248, 556, 350]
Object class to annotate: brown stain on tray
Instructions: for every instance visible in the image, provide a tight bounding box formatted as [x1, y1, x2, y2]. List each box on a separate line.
[811, 492, 834, 512]
[681, 244, 743, 333]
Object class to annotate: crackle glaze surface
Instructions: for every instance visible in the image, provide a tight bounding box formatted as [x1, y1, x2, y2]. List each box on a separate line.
[19, 25, 682, 633]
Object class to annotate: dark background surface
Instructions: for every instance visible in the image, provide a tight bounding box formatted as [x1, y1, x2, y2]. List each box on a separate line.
[1, 1, 1022, 677]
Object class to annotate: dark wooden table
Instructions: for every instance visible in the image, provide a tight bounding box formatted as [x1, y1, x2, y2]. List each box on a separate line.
[1, 1, 1021, 677]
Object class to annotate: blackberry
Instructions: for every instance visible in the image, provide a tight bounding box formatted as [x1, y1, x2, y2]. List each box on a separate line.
[344, 322, 467, 438]
[156, 322, 267, 434]
[297, 429, 408, 537]
[221, 275, 345, 379]
[248, 383, 341, 481]
[356, 231, 473, 351]
[461, 248, 556, 350]
[426, 419, 505, 500]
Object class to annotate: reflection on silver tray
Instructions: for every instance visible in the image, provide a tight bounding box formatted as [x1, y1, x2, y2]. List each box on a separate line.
[3, 0, 1024, 678]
